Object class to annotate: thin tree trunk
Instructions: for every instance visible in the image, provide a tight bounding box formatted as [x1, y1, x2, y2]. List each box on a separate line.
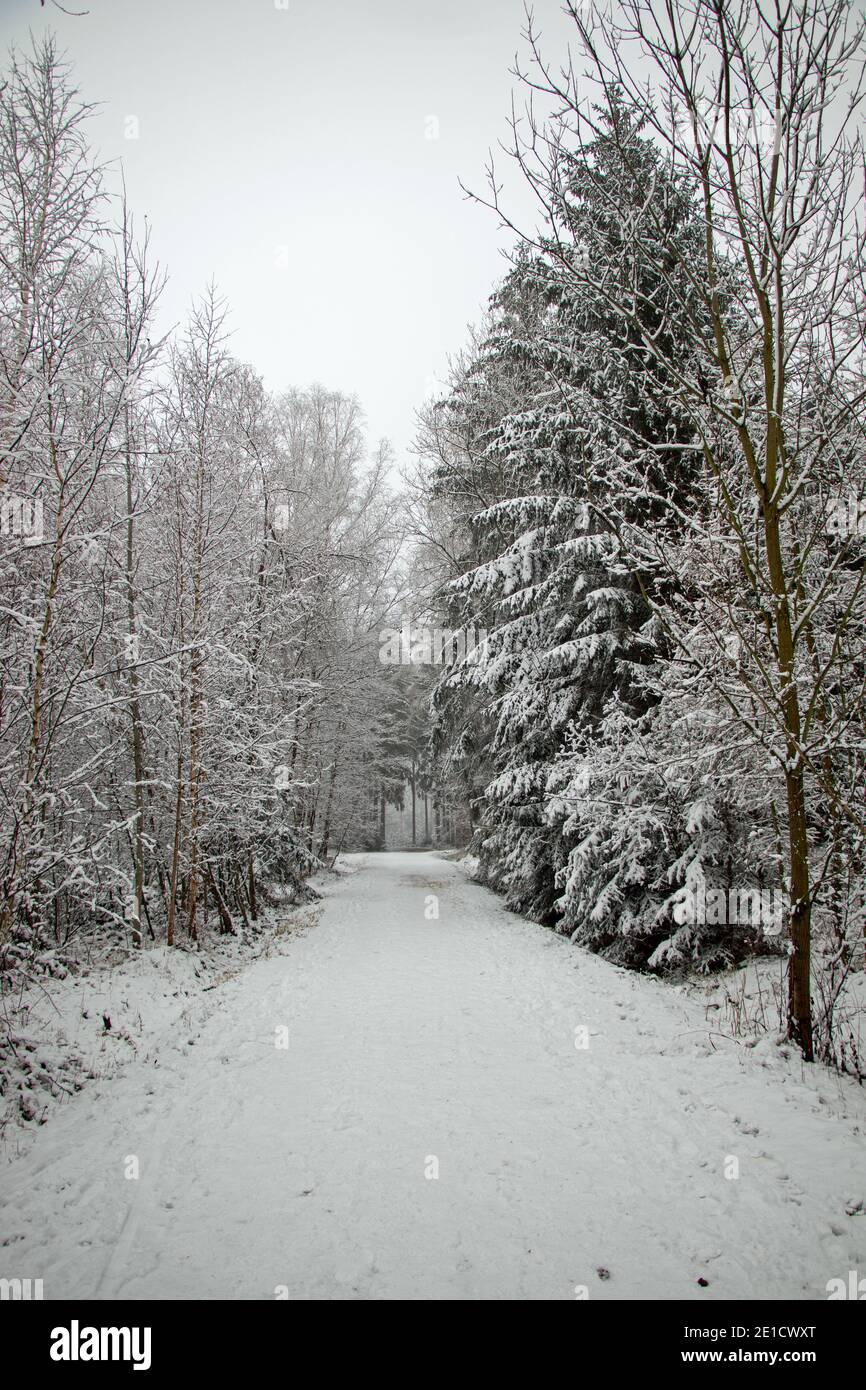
[123, 405, 145, 948]
[205, 868, 234, 934]
[410, 760, 416, 846]
[318, 751, 340, 861]
[248, 851, 257, 921]
[166, 748, 184, 948]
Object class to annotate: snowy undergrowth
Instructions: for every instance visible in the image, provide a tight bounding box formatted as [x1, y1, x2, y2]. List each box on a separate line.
[681, 957, 866, 1082]
[461, 848, 865, 1082]
[0, 872, 335, 1148]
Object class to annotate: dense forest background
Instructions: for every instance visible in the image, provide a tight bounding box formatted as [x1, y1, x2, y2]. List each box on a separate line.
[2, 0, 865, 1087]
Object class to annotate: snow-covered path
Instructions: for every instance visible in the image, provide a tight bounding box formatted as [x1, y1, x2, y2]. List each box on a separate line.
[2, 852, 864, 1300]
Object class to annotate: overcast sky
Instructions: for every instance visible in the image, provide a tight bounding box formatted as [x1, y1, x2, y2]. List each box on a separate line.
[0, 0, 576, 465]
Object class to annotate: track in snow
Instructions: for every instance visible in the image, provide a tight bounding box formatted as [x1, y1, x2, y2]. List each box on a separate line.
[1, 851, 863, 1300]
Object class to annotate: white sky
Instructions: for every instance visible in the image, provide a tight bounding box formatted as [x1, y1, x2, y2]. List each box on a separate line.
[0, 0, 576, 465]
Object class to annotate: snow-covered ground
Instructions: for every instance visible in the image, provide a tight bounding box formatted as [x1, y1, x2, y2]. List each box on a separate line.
[1, 851, 864, 1300]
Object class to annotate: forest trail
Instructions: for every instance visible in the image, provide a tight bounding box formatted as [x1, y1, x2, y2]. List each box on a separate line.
[2, 852, 864, 1301]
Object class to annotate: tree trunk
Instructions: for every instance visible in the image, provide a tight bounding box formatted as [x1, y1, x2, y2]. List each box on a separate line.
[248, 851, 257, 921]
[166, 748, 184, 948]
[123, 405, 145, 949]
[410, 761, 416, 846]
[205, 868, 234, 934]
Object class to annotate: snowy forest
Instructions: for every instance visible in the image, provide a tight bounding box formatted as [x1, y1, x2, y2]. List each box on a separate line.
[408, 4, 866, 1071]
[1, 0, 865, 1316]
[0, 37, 426, 951]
